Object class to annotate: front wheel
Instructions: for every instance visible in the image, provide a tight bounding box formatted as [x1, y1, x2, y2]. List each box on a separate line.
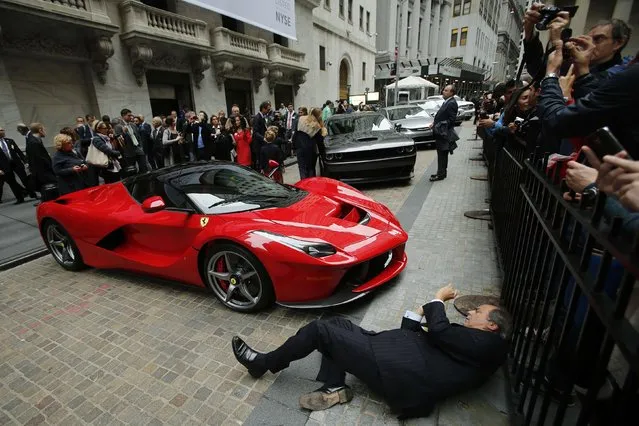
[43, 220, 85, 271]
[203, 243, 275, 312]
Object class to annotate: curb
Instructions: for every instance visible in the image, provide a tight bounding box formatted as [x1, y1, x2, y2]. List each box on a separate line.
[0, 247, 49, 272]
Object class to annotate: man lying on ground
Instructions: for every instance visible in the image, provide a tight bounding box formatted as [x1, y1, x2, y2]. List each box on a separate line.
[232, 284, 512, 419]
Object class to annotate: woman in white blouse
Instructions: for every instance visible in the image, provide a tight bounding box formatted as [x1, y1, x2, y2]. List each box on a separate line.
[162, 116, 184, 166]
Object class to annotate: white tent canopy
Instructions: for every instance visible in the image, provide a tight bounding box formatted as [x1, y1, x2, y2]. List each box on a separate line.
[384, 75, 439, 90]
[384, 76, 439, 104]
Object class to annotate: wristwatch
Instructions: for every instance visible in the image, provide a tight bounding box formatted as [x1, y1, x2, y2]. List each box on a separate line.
[542, 73, 559, 83]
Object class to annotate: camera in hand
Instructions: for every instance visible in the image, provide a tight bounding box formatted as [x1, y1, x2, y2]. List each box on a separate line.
[479, 112, 490, 120]
[536, 5, 579, 31]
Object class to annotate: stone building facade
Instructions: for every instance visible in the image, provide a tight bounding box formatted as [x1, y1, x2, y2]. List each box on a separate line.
[0, 0, 376, 144]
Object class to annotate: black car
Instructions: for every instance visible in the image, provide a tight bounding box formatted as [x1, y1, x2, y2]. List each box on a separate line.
[319, 113, 417, 184]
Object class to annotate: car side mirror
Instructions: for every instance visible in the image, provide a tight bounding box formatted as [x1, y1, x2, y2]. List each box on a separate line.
[268, 159, 280, 169]
[141, 196, 166, 213]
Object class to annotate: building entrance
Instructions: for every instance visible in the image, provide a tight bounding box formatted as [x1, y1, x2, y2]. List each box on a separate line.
[146, 70, 193, 117]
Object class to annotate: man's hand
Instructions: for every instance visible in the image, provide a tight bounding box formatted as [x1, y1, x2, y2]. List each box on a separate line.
[566, 36, 595, 77]
[546, 40, 564, 75]
[72, 166, 83, 173]
[507, 122, 518, 134]
[582, 146, 628, 195]
[435, 284, 459, 302]
[559, 65, 575, 99]
[602, 155, 639, 212]
[523, 3, 545, 41]
[548, 12, 571, 44]
[565, 161, 597, 192]
[477, 118, 495, 128]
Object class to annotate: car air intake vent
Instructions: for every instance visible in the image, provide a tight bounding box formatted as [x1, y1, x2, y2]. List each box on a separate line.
[337, 205, 369, 224]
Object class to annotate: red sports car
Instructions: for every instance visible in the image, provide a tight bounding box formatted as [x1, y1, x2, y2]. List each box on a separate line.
[37, 163, 408, 312]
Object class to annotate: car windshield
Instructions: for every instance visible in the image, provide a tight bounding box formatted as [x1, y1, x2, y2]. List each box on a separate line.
[384, 107, 423, 120]
[125, 164, 306, 215]
[327, 114, 393, 136]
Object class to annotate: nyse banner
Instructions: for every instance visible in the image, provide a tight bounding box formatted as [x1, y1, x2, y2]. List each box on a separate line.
[185, 0, 297, 40]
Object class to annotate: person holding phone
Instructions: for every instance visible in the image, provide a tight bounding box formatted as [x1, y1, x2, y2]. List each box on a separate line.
[52, 133, 90, 195]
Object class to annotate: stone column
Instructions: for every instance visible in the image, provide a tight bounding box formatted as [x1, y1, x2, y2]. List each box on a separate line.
[438, 0, 452, 59]
[421, 0, 432, 56]
[613, 0, 634, 21]
[410, 2, 420, 59]
[0, 55, 23, 146]
[429, 0, 441, 59]
[400, 0, 410, 58]
[570, 0, 591, 37]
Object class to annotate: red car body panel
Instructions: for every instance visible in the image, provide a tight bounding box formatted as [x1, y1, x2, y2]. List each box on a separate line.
[36, 172, 408, 307]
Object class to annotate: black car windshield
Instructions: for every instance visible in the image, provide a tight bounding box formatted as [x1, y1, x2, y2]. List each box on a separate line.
[125, 163, 306, 214]
[384, 107, 422, 120]
[327, 114, 393, 136]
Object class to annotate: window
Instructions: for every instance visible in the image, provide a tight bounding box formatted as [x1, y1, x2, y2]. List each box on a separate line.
[463, 0, 471, 15]
[347, 0, 353, 22]
[362, 62, 366, 80]
[273, 34, 288, 47]
[366, 11, 370, 33]
[359, 6, 364, 29]
[406, 11, 412, 47]
[339, 0, 344, 18]
[453, 0, 461, 17]
[460, 27, 468, 46]
[325, 0, 330, 9]
[450, 28, 458, 48]
[319, 46, 326, 71]
[222, 15, 244, 33]
[417, 17, 423, 49]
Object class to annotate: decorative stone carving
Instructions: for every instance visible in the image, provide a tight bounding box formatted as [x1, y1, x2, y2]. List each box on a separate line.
[293, 73, 307, 95]
[252, 66, 269, 93]
[90, 36, 114, 84]
[191, 54, 211, 89]
[1, 33, 87, 59]
[214, 61, 234, 90]
[267, 68, 284, 93]
[129, 44, 153, 87]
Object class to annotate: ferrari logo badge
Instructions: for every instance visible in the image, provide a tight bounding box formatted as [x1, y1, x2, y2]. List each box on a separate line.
[230, 278, 237, 285]
[200, 217, 209, 228]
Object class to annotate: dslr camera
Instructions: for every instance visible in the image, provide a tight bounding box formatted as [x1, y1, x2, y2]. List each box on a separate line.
[536, 5, 579, 31]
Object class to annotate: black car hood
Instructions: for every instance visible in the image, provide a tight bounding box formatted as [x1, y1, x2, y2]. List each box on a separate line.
[324, 130, 414, 154]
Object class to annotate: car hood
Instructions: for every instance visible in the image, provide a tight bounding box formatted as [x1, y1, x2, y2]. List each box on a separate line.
[251, 192, 387, 253]
[324, 131, 414, 154]
[395, 116, 433, 129]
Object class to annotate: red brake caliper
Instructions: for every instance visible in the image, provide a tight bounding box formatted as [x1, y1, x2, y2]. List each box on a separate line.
[215, 258, 229, 291]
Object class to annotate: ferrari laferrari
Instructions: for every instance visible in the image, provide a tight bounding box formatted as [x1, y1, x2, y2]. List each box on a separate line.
[37, 163, 408, 312]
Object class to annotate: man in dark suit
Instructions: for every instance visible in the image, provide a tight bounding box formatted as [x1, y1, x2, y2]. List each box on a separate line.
[232, 284, 511, 419]
[135, 115, 154, 169]
[283, 103, 298, 157]
[189, 111, 214, 161]
[430, 84, 459, 181]
[251, 101, 270, 170]
[74, 116, 93, 158]
[114, 108, 148, 174]
[26, 123, 56, 195]
[0, 126, 37, 204]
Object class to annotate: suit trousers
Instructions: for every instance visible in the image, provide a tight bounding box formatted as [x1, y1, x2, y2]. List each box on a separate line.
[263, 318, 383, 392]
[436, 149, 449, 177]
[0, 170, 26, 202]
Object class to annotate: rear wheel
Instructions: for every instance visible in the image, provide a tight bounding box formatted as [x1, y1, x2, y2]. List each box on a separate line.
[43, 220, 85, 271]
[204, 243, 275, 312]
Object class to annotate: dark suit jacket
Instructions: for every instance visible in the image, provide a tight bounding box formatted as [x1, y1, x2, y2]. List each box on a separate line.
[538, 63, 639, 159]
[252, 113, 267, 157]
[138, 122, 152, 150]
[52, 150, 88, 195]
[26, 134, 56, 187]
[369, 301, 508, 419]
[433, 98, 458, 151]
[150, 126, 165, 152]
[113, 121, 145, 158]
[0, 138, 28, 172]
[284, 111, 298, 133]
[189, 122, 214, 153]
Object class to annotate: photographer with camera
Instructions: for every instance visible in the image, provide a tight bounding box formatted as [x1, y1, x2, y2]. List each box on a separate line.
[523, 3, 631, 85]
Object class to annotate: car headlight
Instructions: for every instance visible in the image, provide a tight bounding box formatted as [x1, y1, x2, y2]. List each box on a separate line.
[334, 153, 343, 160]
[325, 153, 334, 161]
[253, 231, 337, 258]
[405, 145, 415, 153]
[397, 146, 405, 153]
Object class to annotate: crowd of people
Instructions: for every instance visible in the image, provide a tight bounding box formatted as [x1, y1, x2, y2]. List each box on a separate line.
[470, 2, 638, 413]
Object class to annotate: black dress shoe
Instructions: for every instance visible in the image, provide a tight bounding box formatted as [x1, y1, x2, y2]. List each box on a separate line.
[429, 175, 446, 182]
[232, 336, 267, 378]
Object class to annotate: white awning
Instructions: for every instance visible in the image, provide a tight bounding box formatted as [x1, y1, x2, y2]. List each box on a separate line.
[384, 75, 439, 90]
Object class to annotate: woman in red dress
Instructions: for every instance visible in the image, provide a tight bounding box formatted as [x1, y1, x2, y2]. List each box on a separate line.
[233, 115, 252, 166]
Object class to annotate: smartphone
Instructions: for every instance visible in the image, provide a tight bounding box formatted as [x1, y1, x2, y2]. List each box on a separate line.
[586, 127, 630, 160]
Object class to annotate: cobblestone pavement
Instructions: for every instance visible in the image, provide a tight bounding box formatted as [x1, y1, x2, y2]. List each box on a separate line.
[0, 147, 436, 425]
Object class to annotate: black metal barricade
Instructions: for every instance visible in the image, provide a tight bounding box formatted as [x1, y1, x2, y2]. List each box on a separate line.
[489, 134, 639, 425]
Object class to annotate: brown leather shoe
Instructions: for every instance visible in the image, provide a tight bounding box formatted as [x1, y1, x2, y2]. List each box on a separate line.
[299, 386, 353, 411]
